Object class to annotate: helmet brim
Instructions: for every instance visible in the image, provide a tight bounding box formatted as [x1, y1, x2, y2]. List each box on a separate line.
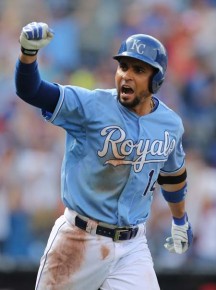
[113, 52, 162, 72]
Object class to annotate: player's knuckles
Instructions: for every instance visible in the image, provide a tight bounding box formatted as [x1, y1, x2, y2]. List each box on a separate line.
[23, 30, 37, 41]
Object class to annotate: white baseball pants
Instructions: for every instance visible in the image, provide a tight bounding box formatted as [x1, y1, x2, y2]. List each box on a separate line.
[35, 208, 160, 290]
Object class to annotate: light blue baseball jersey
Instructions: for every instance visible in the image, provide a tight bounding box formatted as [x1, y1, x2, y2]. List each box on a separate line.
[43, 85, 185, 226]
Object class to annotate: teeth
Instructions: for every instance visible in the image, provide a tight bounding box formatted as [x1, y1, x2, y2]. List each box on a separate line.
[122, 86, 133, 94]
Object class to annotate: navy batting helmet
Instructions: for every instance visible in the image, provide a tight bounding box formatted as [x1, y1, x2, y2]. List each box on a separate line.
[113, 34, 168, 94]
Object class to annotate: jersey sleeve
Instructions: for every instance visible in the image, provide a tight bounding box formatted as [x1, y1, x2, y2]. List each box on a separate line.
[160, 120, 185, 174]
[42, 84, 94, 134]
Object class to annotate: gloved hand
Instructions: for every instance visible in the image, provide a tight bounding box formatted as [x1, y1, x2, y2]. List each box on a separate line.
[19, 22, 54, 56]
[164, 213, 193, 254]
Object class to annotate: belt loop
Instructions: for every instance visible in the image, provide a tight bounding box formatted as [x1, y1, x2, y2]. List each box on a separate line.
[86, 219, 98, 235]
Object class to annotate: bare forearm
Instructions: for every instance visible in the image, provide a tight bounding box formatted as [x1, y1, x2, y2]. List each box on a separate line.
[168, 200, 185, 218]
[19, 52, 37, 64]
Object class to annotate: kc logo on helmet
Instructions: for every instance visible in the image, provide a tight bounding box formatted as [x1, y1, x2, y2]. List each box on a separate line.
[130, 39, 146, 55]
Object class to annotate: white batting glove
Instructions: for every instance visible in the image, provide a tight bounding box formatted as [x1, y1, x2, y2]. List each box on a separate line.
[164, 213, 193, 254]
[19, 22, 54, 56]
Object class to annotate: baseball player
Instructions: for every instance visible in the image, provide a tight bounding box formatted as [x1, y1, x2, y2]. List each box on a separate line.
[15, 22, 193, 290]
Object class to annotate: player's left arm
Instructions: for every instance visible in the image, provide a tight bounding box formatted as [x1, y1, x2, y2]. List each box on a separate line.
[158, 166, 193, 254]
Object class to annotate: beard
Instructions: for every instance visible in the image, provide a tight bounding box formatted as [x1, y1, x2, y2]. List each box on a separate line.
[117, 93, 141, 108]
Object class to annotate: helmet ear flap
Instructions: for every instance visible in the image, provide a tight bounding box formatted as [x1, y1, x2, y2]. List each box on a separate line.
[150, 70, 164, 94]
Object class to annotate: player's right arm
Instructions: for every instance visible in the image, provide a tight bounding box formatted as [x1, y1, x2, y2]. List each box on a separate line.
[15, 22, 60, 113]
[19, 52, 37, 64]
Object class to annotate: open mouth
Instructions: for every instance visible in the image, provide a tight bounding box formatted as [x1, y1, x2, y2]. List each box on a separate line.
[121, 85, 134, 96]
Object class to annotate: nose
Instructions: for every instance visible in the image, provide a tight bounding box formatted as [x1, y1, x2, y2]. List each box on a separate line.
[120, 69, 133, 81]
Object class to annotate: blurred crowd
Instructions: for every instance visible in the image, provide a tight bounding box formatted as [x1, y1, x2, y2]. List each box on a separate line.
[0, 0, 216, 273]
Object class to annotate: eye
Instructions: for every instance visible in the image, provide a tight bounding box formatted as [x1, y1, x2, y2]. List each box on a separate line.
[119, 62, 128, 71]
[135, 66, 145, 73]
